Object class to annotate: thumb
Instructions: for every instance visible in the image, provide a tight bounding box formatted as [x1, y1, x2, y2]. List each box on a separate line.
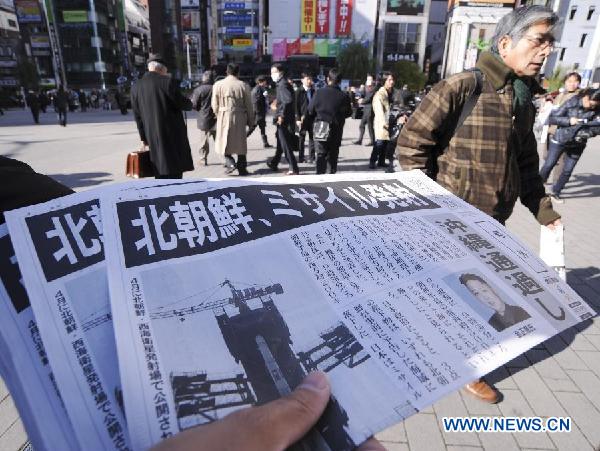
[245, 371, 331, 450]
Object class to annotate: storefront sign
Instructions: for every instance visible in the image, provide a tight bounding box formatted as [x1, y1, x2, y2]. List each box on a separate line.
[301, 0, 316, 34]
[335, 0, 352, 37]
[316, 0, 329, 36]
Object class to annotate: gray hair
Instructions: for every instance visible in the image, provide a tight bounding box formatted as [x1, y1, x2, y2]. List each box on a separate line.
[148, 61, 166, 72]
[491, 5, 559, 54]
[201, 70, 213, 84]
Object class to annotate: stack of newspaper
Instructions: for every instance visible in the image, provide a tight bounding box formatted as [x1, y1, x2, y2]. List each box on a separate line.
[0, 171, 594, 451]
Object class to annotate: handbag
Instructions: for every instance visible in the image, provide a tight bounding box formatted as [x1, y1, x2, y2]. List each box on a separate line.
[313, 120, 331, 141]
[126, 146, 154, 178]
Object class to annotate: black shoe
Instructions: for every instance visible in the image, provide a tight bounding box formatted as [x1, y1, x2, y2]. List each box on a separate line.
[365, 142, 373, 147]
[237, 168, 250, 176]
[368, 163, 376, 169]
[267, 160, 278, 172]
[298, 158, 306, 163]
[352, 140, 361, 145]
[264, 143, 273, 148]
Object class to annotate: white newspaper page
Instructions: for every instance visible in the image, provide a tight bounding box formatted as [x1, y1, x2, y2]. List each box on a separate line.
[102, 171, 594, 451]
[5, 192, 131, 451]
[0, 223, 78, 451]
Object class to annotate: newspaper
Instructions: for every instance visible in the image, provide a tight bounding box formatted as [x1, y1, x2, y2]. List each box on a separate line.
[540, 224, 566, 281]
[5, 191, 131, 451]
[0, 223, 79, 451]
[101, 170, 594, 451]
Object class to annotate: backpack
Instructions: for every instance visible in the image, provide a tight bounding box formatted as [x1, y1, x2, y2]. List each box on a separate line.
[427, 68, 483, 180]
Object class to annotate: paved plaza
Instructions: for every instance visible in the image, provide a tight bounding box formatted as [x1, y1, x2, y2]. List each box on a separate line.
[1, 108, 599, 451]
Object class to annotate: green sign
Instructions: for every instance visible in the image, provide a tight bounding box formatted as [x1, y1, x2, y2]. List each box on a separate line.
[314, 39, 328, 57]
[63, 10, 88, 22]
[327, 39, 340, 57]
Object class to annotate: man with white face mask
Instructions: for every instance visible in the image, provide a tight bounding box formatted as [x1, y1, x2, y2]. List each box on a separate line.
[267, 63, 299, 175]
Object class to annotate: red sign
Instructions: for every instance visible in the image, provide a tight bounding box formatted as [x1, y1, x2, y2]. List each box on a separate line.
[287, 38, 300, 56]
[316, 0, 329, 36]
[335, 0, 352, 37]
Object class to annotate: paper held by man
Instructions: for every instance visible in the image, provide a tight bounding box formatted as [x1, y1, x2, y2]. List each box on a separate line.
[2, 171, 594, 451]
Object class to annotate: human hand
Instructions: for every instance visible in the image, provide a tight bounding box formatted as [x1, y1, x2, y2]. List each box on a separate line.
[397, 115, 407, 125]
[545, 218, 562, 231]
[140, 141, 148, 150]
[277, 116, 283, 125]
[296, 120, 302, 128]
[150, 372, 385, 451]
[569, 117, 579, 125]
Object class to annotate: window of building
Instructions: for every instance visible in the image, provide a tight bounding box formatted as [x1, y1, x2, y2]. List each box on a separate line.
[8, 19, 16, 27]
[570, 6, 577, 19]
[580, 33, 587, 47]
[559, 48, 566, 61]
[588, 6, 595, 20]
[383, 22, 421, 56]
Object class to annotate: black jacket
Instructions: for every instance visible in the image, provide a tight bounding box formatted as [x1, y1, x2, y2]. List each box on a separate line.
[275, 78, 296, 127]
[361, 87, 375, 116]
[131, 71, 193, 175]
[191, 82, 216, 131]
[251, 85, 268, 120]
[295, 87, 315, 119]
[549, 95, 600, 147]
[306, 85, 352, 144]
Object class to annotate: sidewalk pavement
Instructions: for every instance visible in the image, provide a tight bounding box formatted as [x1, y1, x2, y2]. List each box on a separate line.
[1, 109, 599, 451]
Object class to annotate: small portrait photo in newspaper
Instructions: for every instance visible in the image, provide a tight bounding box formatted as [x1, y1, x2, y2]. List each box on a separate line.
[446, 271, 531, 333]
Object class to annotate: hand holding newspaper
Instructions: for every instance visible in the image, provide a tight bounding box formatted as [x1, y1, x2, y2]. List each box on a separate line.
[1, 171, 594, 451]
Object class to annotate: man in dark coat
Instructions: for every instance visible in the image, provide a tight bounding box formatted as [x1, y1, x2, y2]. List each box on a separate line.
[54, 86, 69, 126]
[25, 91, 40, 124]
[306, 68, 352, 174]
[267, 63, 299, 175]
[131, 54, 193, 179]
[295, 73, 315, 163]
[191, 71, 217, 166]
[353, 75, 375, 146]
[247, 75, 271, 148]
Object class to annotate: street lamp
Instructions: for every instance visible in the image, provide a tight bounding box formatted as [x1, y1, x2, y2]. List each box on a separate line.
[185, 35, 192, 81]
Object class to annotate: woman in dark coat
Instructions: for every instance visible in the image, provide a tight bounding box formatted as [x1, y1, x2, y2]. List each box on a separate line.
[131, 54, 193, 178]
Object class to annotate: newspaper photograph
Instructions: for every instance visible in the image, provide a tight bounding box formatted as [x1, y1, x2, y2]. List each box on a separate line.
[102, 170, 594, 451]
[5, 192, 131, 451]
[0, 223, 78, 451]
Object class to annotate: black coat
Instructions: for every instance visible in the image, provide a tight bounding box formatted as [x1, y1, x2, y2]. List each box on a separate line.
[131, 72, 193, 175]
[295, 87, 315, 130]
[549, 95, 600, 147]
[361, 87, 375, 116]
[275, 78, 296, 127]
[251, 85, 267, 120]
[191, 83, 216, 131]
[306, 85, 352, 145]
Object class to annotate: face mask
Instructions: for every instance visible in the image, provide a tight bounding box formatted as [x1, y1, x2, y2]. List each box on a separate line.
[271, 72, 281, 83]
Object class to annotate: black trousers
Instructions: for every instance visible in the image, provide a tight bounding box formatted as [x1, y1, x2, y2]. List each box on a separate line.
[298, 127, 315, 161]
[57, 109, 67, 126]
[271, 125, 299, 173]
[30, 107, 40, 124]
[315, 139, 341, 174]
[357, 112, 374, 144]
[247, 118, 269, 145]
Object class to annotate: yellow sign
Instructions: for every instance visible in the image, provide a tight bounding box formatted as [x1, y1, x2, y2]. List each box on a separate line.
[301, 0, 316, 34]
[232, 39, 252, 47]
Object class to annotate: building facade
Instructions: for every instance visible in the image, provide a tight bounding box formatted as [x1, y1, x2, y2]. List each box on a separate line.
[545, 0, 600, 87]
[377, 0, 430, 71]
[0, 1, 21, 92]
[441, 0, 514, 78]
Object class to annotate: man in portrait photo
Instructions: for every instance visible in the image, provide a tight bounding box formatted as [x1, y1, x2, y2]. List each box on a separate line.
[459, 273, 531, 332]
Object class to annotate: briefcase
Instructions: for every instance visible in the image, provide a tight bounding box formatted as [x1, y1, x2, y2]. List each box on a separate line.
[126, 149, 154, 178]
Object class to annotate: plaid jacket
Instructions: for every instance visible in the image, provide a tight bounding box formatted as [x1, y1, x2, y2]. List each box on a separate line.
[397, 52, 560, 225]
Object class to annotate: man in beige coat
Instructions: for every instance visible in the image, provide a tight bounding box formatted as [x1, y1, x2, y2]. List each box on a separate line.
[211, 63, 254, 175]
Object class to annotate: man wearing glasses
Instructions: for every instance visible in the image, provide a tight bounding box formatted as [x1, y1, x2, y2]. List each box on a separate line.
[397, 6, 561, 404]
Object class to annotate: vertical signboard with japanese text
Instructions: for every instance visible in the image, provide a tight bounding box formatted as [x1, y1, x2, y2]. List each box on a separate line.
[316, 0, 329, 36]
[335, 0, 352, 37]
[301, 0, 316, 34]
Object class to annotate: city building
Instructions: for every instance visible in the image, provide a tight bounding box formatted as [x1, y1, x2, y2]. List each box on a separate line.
[544, 0, 600, 87]
[44, 0, 130, 89]
[377, 0, 431, 71]
[441, 0, 514, 78]
[0, 1, 21, 93]
[148, 0, 184, 78]
[124, 0, 151, 79]
[267, 0, 378, 65]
